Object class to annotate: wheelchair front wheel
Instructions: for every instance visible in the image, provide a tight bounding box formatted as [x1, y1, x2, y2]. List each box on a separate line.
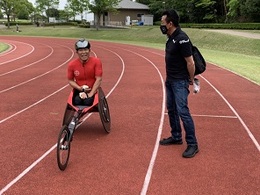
[57, 125, 71, 171]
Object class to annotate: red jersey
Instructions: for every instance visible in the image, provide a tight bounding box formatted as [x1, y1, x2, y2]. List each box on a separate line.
[67, 57, 103, 88]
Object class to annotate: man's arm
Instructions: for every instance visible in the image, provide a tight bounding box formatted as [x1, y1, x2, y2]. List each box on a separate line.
[68, 79, 82, 91]
[88, 76, 102, 97]
[185, 55, 195, 84]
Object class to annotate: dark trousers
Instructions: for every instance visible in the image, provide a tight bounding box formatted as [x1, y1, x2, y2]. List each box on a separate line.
[165, 79, 198, 145]
[73, 91, 94, 106]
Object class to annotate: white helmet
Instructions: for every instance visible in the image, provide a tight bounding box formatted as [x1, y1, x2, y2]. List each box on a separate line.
[75, 38, 91, 50]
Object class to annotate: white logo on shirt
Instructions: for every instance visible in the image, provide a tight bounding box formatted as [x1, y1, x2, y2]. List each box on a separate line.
[179, 39, 190, 44]
[74, 70, 80, 76]
[172, 39, 176, 43]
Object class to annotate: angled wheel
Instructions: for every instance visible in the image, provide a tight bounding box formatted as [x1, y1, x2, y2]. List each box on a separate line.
[57, 125, 71, 171]
[98, 88, 111, 133]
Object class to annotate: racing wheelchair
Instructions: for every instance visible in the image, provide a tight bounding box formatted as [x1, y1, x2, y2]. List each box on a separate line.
[56, 87, 111, 171]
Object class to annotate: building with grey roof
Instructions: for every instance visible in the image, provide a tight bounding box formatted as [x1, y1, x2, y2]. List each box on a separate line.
[116, 0, 149, 10]
[95, 0, 153, 26]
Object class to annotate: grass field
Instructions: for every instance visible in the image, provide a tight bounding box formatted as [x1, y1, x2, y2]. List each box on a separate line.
[0, 42, 9, 53]
[0, 25, 259, 84]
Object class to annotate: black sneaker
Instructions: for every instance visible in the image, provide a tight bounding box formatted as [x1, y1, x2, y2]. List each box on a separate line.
[182, 145, 199, 158]
[159, 137, 183, 145]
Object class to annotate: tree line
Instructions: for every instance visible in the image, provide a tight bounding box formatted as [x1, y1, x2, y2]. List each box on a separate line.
[140, 0, 259, 23]
[0, 0, 259, 28]
[0, 0, 120, 28]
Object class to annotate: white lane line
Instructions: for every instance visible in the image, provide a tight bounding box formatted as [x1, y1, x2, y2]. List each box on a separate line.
[0, 42, 15, 56]
[119, 49, 165, 195]
[200, 75, 260, 152]
[95, 46, 125, 97]
[139, 47, 259, 152]
[128, 47, 260, 194]
[0, 145, 57, 195]
[0, 45, 74, 94]
[0, 85, 68, 124]
[0, 85, 68, 194]
[191, 114, 237, 118]
[0, 41, 34, 65]
[0, 44, 54, 77]
[164, 113, 238, 119]
[0, 47, 125, 194]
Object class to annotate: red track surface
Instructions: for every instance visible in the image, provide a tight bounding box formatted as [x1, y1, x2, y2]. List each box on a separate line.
[0, 36, 259, 195]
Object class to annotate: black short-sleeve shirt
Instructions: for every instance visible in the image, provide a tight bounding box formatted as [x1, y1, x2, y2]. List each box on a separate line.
[165, 27, 192, 80]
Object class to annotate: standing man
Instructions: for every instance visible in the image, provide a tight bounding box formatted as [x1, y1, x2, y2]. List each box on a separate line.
[67, 38, 103, 106]
[159, 10, 199, 158]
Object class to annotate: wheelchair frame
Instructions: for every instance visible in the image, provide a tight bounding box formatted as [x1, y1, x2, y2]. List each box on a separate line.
[56, 87, 111, 171]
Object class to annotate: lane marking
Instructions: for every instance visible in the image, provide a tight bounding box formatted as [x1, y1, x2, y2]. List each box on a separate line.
[200, 75, 260, 152]
[119, 49, 165, 195]
[0, 145, 57, 194]
[191, 114, 237, 118]
[0, 46, 125, 194]
[128, 47, 260, 194]
[0, 41, 34, 65]
[1, 42, 258, 195]
[0, 42, 15, 56]
[0, 45, 74, 94]
[138, 47, 259, 151]
[0, 44, 54, 77]
[0, 85, 68, 124]
[164, 113, 238, 119]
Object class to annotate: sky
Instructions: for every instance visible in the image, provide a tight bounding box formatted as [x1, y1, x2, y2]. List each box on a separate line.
[28, 0, 67, 9]
[27, 0, 94, 21]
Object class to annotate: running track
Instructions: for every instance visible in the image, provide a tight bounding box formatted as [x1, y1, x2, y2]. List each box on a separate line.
[0, 36, 259, 195]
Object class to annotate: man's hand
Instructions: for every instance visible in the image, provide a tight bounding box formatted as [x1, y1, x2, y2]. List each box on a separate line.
[79, 92, 88, 99]
[81, 85, 91, 92]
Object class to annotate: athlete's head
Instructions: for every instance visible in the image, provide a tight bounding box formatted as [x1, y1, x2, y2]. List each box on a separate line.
[75, 38, 91, 63]
[75, 38, 91, 51]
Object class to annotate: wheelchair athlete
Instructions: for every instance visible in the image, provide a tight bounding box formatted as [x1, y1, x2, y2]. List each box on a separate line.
[67, 38, 103, 106]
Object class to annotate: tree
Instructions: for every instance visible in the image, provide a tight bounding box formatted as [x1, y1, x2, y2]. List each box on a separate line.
[240, 0, 260, 22]
[66, 0, 89, 21]
[136, 0, 150, 4]
[0, 0, 17, 28]
[130, 0, 259, 23]
[148, 0, 168, 22]
[226, 0, 240, 21]
[88, 0, 120, 30]
[35, 0, 59, 22]
[16, 6, 30, 19]
[15, 0, 35, 20]
[195, 0, 217, 22]
[46, 8, 59, 18]
[60, 6, 74, 21]
[0, 9, 3, 19]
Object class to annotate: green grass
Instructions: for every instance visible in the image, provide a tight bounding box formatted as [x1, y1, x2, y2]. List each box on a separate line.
[0, 25, 259, 84]
[0, 42, 9, 53]
[203, 49, 260, 83]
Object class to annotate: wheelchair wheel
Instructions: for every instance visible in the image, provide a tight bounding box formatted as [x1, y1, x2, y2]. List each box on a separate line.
[98, 88, 111, 133]
[57, 125, 71, 171]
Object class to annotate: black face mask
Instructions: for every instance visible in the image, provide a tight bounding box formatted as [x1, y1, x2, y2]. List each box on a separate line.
[160, 25, 168, 34]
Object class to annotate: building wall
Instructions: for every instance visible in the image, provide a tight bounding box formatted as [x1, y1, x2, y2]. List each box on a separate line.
[111, 9, 149, 23]
[98, 9, 150, 26]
